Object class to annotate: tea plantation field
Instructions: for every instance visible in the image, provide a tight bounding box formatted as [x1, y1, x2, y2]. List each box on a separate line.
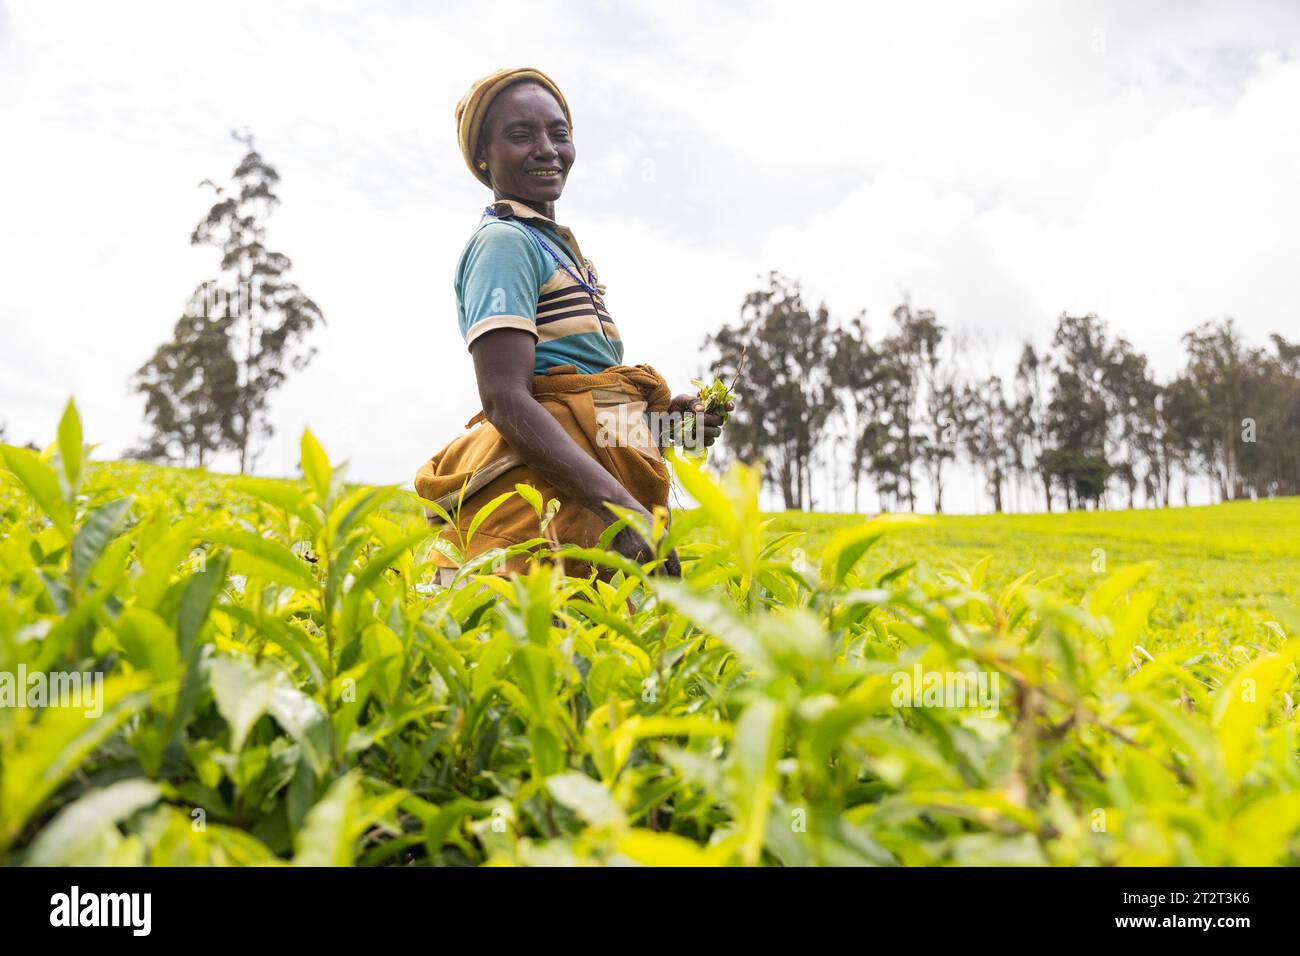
[3, 410, 1299, 866]
[769, 500, 1298, 654]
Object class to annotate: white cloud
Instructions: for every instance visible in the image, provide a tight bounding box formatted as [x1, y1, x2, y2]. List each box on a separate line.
[763, 53, 1300, 372]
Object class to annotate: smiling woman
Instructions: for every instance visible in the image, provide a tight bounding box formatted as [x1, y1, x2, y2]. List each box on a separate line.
[414, 67, 730, 578]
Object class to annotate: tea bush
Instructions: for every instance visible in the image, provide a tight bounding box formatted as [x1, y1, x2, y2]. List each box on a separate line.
[1, 401, 1298, 866]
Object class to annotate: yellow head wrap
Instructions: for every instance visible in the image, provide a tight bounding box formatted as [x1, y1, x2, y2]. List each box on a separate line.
[455, 67, 572, 188]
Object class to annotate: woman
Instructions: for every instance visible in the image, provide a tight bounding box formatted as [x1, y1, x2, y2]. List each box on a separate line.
[415, 67, 729, 577]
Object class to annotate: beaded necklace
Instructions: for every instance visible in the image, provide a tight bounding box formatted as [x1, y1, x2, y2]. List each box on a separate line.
[484, 205, 601, 297]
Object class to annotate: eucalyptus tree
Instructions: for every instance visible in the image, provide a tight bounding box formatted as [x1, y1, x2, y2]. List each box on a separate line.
[190, 131, 325, 474]
[704, 272, 834, 510]
[133, 131, 324, 474]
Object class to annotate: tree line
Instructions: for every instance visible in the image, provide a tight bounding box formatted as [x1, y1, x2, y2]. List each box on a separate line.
[705, 272, 1300, 513]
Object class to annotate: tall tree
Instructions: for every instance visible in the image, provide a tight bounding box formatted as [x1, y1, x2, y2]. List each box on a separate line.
[880, 304, 944, 511]
[920, 334, 962, 513]
[829, 313, 885, 513]
[133, 131, 323, 473]
[1179, 319, 1261, 501]
[1251, 333, 1300, 495]
[1044, 313, 1112, 509]
[706, 273, 834, 510]
[189, 130, 324, 474]
[1158, 375, 1203, 506]
[1013, 343, 1052, 511]
[959, 374, 1017, 513]
[921, 378, 960, 513]
[1103, 336, 1159, 509]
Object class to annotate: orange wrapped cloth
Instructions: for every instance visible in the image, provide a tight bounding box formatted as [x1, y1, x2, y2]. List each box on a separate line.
[414, 363, 673, 573]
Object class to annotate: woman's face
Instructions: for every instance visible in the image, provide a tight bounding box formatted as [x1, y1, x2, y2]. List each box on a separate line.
[477, 82, 575, 207]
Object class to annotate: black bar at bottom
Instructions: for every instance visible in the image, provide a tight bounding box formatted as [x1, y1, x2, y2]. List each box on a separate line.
[0, 866, 1282, 941]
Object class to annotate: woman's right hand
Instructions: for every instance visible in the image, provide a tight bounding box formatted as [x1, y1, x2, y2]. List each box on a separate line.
[607, 510, 680, 577]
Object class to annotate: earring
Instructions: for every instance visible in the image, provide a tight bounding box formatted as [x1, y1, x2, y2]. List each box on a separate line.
[477, 161, 488, 171]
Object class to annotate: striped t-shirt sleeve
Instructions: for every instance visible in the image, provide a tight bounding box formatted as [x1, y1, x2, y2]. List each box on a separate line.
[457, 222, 546, 348]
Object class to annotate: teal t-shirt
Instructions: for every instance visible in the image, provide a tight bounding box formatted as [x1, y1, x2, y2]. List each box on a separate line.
[454, 202, 625, 375]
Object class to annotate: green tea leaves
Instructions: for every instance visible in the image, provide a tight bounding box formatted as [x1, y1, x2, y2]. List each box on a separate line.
[3, 418, 1299, 868]
[57, 398, 84, 496]
[1, 444, 73, 540]
[209, 655, 281, 753]
[71, 496, 132, 588]
[300, 428, 332, 504]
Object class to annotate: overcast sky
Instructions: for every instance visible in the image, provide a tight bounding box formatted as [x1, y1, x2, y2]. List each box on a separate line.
[2, 0, 1298, 510]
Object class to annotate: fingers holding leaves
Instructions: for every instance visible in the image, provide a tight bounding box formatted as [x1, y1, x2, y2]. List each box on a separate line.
[695, 409, 726, 446]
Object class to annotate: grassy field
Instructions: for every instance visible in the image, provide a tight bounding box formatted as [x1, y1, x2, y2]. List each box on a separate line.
[4, 415, 1300, 866]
